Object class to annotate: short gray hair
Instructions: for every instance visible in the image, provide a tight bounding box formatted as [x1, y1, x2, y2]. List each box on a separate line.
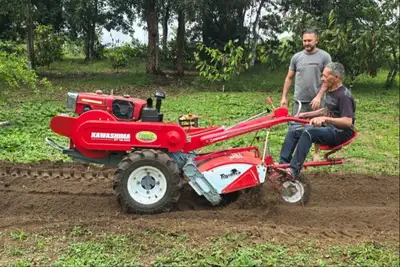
[326, 62, 345, 79]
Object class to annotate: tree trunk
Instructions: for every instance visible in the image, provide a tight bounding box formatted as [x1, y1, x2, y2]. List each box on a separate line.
[84, 26, 92, 61]
[26, 0, 35, 69]
[237, 6, 246, 47]
[91, 0, 97, 59]
[146, 0, 161, 74]
[250, 0, 266, 67]
[201, 6, 209, 47]
[176, 8, 185, 76]
[385, 50, 398, 89]
[84, 0, 97, 61]
[161, 1, 170, 52]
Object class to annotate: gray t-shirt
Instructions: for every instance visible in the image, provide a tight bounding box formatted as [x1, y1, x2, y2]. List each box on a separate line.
[289, 49, 332, 102]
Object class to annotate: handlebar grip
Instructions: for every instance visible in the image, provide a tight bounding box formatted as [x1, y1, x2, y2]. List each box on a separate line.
[294, 100, 302, 117]
[266, 97, 273, 105]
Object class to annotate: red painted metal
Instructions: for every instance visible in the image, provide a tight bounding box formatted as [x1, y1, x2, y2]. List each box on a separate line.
[50, 96, 357, 169]
[319, 131, 358, 150]
[273, 159, 344, 169]
[50, 114, 75, 137]
[194, 146, 260, 162]
[183, 116, 309, 152]
[222, 165, 260, 193]
[75, 92, 147, 121]
[197, 151, 262, 172]
[50, 110, 188, 154]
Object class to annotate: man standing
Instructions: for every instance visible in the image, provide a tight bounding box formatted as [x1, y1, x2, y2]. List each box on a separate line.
[280, 29, 332, 114]
[279, 62, 356, 180]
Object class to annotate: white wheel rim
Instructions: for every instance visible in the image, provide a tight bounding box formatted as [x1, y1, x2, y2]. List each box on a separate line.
[127, 166, 167, 205]
[281, 180, 305, 203]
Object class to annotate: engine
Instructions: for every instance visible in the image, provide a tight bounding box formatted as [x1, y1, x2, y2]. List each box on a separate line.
[66, 90, 165, 122]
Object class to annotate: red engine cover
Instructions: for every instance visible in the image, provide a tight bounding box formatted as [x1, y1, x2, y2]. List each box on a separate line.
[75, 92, 147, 121]
[50, 110, 187, 158]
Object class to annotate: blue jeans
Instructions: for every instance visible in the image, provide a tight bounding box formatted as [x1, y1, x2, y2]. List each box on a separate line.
[279, 125, 340, 178]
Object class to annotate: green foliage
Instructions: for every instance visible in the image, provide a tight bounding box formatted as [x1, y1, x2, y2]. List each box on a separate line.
[3, 229, 398, 267]
[0, 100, 69, 162]
[195, 40, 250, 83]
[54, 236, 139, 267]
[0, 52, 51, 91]
[35, 25, 64, 68]
[108, 46, 130, 69]
[130, 38, 147, 59]
[106, 41, 147, 69]
[0, 41, 26, 57]
[63, 39, 85, 58]
[153, 241, 399, 267]
[282, 0, 399, 87]
[255, 39, 288, 71]
[10, 230, 28, 241]
[320, 9, 387, 84]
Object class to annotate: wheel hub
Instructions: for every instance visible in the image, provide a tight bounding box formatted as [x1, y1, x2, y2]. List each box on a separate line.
[281, 181, 304, 203]
[141, 174, 156, 190]
[127, 166, 167, 205]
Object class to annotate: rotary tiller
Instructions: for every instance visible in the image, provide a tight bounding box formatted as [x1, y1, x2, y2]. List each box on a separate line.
[46, 91, 357, 214]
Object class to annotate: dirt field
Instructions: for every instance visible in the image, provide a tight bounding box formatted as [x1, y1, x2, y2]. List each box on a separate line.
[0, 160, 399, 247]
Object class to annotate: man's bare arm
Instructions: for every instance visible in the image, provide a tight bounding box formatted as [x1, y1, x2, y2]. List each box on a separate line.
[310, 116, 353, 128]
[325, 116, 353, 128]
[298, 108, 327, 118]
[311, 83, 328, 110]
[280, 70, 295, 107]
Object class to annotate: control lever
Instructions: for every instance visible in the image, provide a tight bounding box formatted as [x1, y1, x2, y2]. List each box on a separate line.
[266, 97, 275, 109]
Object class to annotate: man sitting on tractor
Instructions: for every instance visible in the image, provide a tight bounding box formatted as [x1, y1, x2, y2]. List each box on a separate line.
[278, 62, 356, 180]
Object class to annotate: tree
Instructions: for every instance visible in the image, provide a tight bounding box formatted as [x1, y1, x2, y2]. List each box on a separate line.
[195, 40, 250, 91]
[65, 0, 133, 61]
[249, 0, 266, 67]
[160, 0, 171, 52]
[281, 0, 398, 87]
[0, 0, 65, 69]
[35, 25, 64, 68]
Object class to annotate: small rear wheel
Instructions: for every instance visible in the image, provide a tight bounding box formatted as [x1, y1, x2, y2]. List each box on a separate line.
[280, 173, 310, 205]
[113, 149, 182, 214]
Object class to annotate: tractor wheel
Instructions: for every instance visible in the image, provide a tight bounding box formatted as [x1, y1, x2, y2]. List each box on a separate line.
[280, 173, 311, 205]
[113, 149, 182, 214]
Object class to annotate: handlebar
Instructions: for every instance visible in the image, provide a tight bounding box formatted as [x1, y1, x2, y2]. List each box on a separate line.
[294, 100, 302, 118]
[45, 137, 68, 151]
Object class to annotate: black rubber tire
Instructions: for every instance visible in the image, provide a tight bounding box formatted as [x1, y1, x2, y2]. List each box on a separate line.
[112, 149, 182, 214]
[281, 173, 311, 205]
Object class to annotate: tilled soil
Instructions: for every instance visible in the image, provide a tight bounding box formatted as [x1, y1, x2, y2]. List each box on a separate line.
[0, 161, 398, 245]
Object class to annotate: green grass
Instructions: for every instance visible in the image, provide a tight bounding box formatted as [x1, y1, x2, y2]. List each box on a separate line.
[0, 60, 399, 175]
[1, 229, 398, 267]
[36, 57, 145, 75]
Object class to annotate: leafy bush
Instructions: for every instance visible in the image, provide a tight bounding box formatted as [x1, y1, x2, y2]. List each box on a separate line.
[63, 39, 84, 57]
[0, 41, 26, 57]
[194, 40, 250, 83]
[108, 47, 130, 69]
[34, 25, 64, 68]
[107, 42, 147, 69]
[130, 38, 147, 59]
[0, 52, 51, 91]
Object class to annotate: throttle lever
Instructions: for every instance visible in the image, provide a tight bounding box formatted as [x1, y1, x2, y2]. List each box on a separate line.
[266, 97, 275, 109]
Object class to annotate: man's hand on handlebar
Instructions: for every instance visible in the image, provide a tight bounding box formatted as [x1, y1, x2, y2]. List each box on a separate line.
[280, 96, 287, 107]
[309, 116, 328, 127]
